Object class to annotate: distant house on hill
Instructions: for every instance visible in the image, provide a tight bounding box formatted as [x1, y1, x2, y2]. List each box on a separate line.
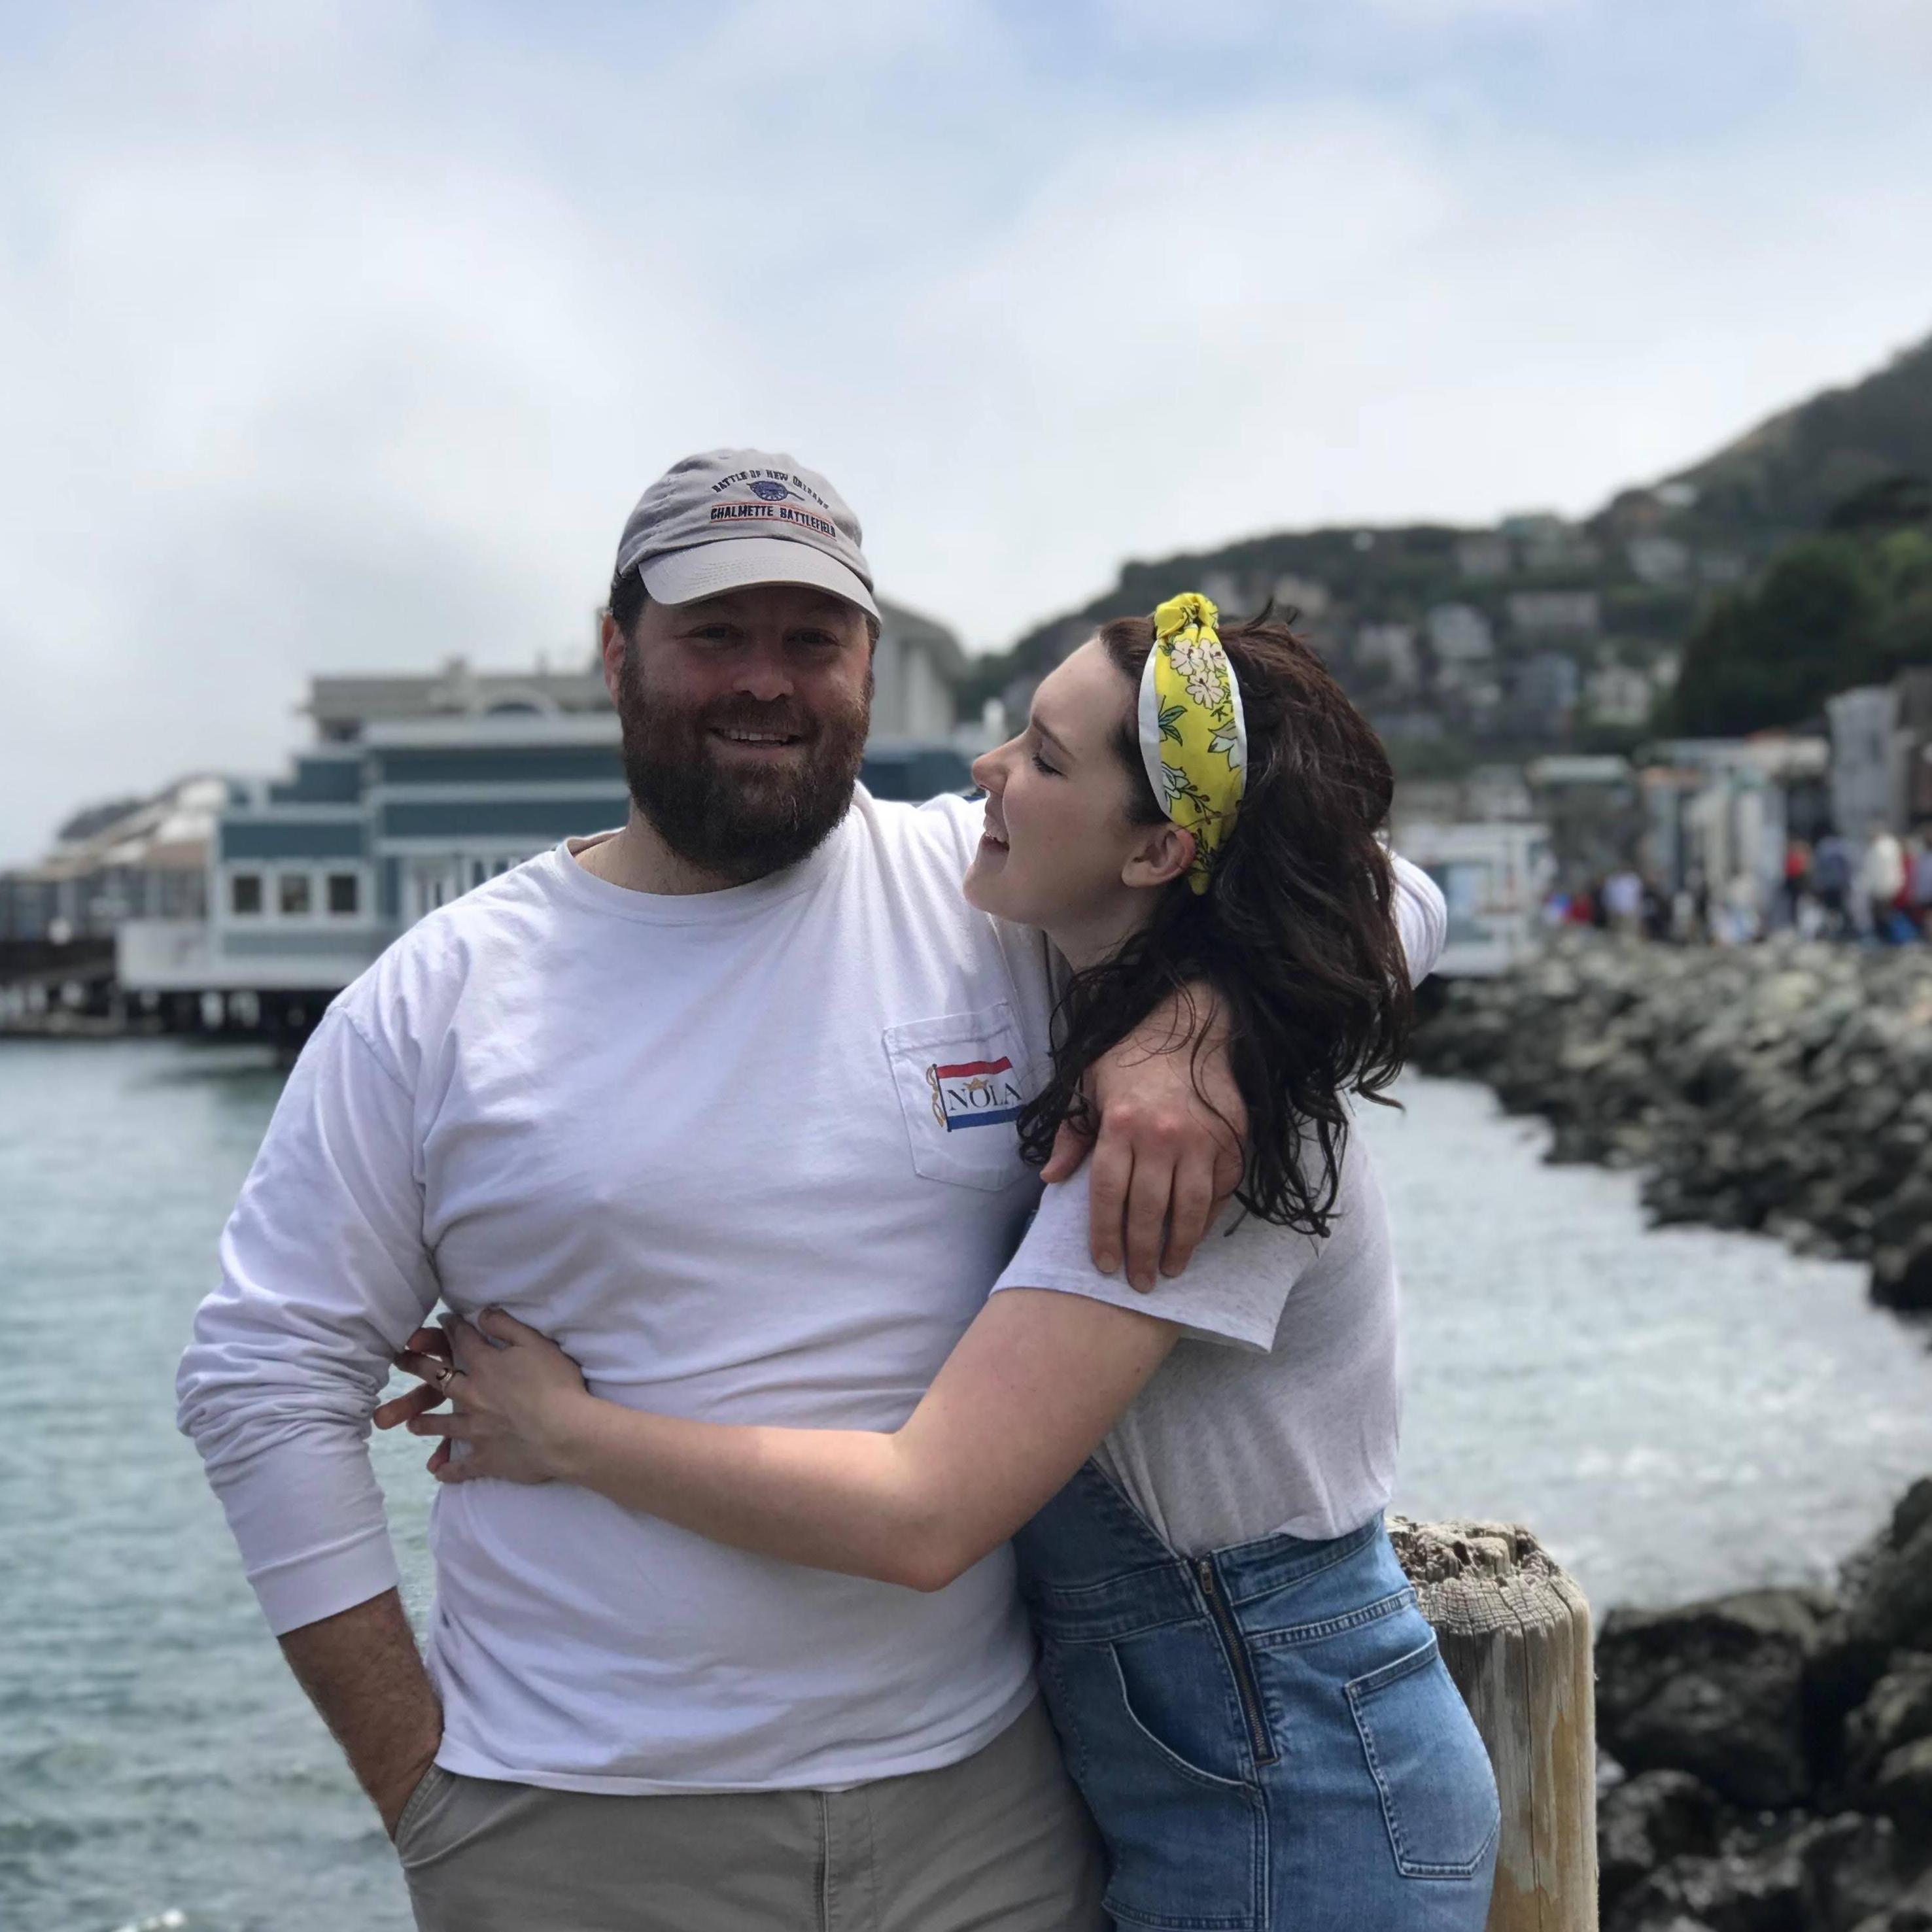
[1507, 590, 1601, 638]
[1456, 534, 1511, 581]
[1355, 623, 1421, 692]
[1585, 663, 1657, 730]
[1513, 651, 1583, 733]
[1627, 536, 1691, 587]
[1425, 603, 1495, 672]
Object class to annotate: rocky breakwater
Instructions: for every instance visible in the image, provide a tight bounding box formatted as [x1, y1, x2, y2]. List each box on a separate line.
[1594, 1477, 1932, 1930]
[1411, 936, 1932, 1311]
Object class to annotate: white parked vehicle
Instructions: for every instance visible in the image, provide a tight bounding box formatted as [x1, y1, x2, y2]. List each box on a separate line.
[1396, 820, 1552, 976]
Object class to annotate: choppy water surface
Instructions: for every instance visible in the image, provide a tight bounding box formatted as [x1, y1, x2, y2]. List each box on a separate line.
[5, 1041, 1932, 1932]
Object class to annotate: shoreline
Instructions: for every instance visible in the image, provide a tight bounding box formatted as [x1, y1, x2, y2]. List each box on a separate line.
[1411, 934, 1932, 1315]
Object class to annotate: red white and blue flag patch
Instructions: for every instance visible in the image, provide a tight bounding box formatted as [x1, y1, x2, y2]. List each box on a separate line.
[926, 1056, 1024, 1131]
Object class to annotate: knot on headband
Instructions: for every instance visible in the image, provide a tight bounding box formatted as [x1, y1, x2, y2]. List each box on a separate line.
[1137, 593, 1248, 894]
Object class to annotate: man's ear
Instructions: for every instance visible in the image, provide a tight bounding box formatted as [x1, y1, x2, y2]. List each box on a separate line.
[599, 612, 625, 704]
[1122, 823, 1194, 892]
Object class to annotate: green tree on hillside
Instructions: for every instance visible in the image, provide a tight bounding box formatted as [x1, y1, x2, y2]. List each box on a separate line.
[1666, 481, 1932, 735]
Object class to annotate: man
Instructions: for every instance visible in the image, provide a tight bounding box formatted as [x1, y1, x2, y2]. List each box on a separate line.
[1600, 865, 1644, 939]
[177, 449, 1243, 1932]
[1854, 818, 1909, 944]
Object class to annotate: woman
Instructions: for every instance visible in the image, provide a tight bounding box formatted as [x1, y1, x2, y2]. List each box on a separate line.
[383, 595, 1500, 1931]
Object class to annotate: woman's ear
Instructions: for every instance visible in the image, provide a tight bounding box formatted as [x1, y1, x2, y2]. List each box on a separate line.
[1122, 823, 1194, 892]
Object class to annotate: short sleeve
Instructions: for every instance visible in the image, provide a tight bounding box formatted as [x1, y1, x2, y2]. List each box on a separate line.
[990, 1166, 1317, 1353]
[1390, 853, 1447, 985]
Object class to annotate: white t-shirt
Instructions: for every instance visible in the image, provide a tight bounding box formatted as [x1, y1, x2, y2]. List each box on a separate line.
[990, 1124, 1403, 1556]
[988, 863, 1446, 1557]
[177, 790, 1055, 1794]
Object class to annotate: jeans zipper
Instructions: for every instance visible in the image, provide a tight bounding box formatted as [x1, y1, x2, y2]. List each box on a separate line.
[1196, 1557, 1277, 1767]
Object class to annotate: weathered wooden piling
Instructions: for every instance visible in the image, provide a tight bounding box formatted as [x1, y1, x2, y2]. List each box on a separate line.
[1392, 1517, 1596, 1932]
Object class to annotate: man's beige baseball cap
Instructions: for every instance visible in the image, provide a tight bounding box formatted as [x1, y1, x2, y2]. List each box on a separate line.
[613, 448, 878, 621]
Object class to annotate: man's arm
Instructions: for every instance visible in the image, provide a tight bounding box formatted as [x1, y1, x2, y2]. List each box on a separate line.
[1046, 851, 1449, 1288]
[281, 1590, 443, 1838]
[177, 1004, 445, 1825]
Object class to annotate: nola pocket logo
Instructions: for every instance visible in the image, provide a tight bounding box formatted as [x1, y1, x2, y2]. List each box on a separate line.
[927, 1056, 1024, 1132]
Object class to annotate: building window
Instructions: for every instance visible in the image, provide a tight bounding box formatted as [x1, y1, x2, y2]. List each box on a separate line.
[326, 872, 360, 916]
[231, 872, 264, 916]
[279, 872, 312, 917]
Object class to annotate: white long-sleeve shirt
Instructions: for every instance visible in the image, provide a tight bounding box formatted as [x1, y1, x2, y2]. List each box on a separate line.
[177, 795, 1445, 1793]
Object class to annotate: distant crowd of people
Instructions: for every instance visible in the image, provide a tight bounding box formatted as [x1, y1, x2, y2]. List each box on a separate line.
[1547, 822, 1932, 946]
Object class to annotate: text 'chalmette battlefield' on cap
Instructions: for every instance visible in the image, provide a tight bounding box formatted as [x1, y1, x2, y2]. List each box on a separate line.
[613, 449, 879, 621]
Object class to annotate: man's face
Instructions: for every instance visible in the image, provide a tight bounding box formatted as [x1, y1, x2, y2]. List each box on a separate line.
[604, 583, 874, 885]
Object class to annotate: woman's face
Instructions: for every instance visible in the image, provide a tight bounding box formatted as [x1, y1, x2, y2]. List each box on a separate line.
[963, 638, 1188, 954]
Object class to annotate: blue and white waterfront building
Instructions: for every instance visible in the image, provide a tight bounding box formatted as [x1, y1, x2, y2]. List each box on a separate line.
[118, 602, 975, 1033]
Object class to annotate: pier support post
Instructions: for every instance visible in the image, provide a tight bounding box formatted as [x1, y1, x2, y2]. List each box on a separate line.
[1392, 1518, 1596, 1932]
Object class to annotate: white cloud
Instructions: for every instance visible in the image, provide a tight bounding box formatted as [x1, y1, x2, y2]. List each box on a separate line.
[0, 0, 1929, 860]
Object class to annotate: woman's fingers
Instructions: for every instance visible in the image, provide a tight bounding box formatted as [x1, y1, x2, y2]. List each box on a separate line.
[476, 1305, 543, 1346]
[373, 1381, 446, 1431]
[407, 1413, 474, 1442]
[392, 1337, 454, 1385]
[448, 1317, 487, 1370]
[392, 1326, 451, 1370]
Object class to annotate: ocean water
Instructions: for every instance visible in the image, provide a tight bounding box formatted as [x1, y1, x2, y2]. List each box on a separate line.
[5, 1039, 1932, 1932]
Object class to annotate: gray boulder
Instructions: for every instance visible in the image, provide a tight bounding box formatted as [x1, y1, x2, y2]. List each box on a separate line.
[1600, 1770, 1726, 1911]
[1611, 1816, 1905, 1932]
[1607, 1841, 1805, 1932]
[1790, 1814, 1909, 1932]
[1871, 1738, 1932, 1841]
[1848, 1655, 1932, 1787]
[1598, 1590, 1833, 1808]
[1816, 1494, 1932, 1726]
[1852, 1866, 1932, 1931]
[1872, 1239, 1932, 1314]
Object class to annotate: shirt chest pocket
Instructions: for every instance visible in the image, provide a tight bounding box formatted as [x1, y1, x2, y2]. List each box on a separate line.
[883, 1003, 1037, 1192]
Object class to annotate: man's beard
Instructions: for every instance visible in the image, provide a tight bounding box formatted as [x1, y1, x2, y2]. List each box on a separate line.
[615, 646, 870, 886]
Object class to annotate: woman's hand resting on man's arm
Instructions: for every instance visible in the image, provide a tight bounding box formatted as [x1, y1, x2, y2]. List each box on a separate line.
[377, 1311, 594, 1485]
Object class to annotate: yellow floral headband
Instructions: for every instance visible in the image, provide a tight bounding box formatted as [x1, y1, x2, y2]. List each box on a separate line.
[1137, 592, 1248, 893]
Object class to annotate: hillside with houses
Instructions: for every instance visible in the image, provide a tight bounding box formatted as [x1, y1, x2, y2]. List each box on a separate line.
[965, 330, 1932, 770]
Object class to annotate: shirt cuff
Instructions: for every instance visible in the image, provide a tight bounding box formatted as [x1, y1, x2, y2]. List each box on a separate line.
[247, 1526, 402, 1637]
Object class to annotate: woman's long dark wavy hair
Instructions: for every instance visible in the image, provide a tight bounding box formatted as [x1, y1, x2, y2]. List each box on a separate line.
[1016, 606, 1413, 1237]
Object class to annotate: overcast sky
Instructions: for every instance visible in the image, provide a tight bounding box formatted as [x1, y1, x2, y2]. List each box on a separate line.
[3, 0, 1931, 863]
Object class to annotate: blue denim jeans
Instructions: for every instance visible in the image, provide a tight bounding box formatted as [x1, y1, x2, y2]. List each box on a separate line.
[1013, 1465, 1498, 1932]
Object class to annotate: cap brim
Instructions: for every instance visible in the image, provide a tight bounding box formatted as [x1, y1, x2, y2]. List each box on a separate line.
[640, 538, 879, 621]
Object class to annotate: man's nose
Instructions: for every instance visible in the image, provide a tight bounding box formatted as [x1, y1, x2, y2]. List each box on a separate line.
[733, 639, 795, 702]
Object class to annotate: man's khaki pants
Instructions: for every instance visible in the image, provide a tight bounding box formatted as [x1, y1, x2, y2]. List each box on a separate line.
[396, 1698, 1105, 1931]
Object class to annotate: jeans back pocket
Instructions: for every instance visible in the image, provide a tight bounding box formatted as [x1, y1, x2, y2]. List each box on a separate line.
[1347, 1636, 1500, 1879]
